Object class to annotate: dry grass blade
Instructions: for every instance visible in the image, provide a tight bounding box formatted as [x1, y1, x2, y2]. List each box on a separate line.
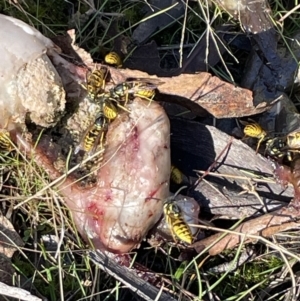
[279, 4, 300, 22]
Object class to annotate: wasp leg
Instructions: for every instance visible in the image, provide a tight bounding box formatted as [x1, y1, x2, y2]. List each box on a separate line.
[255, 136, 264, 154]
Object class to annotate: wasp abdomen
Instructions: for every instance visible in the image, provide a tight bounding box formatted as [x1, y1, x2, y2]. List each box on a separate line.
[0, 130, 12, 151]
[164, 202, 193, 244]
[104, 52, 122, 67]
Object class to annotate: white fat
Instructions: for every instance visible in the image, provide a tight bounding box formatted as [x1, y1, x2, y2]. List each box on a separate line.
[0, 14, 65, 128]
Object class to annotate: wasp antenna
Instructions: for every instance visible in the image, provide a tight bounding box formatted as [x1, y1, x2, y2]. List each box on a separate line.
[174, 185, 188, 197]
[164, 185, 187, 203]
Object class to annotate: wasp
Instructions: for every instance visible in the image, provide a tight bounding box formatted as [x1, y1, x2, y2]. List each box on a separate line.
[75, 114, 108, 155]
[286, 130, 300, 149]
[266, 131, 300, 162]
[243, 122, 267, 153]
[163, 199, 193, 244]
[0, 130, 13, 152]
[82, 67, 108, 100]
[109, 78, 163, 103]
[265, 137, 286, 158]
[95, 94, 127, 121]
[104, 52, 123, 67]
[100, 97, 119, 121]
[103, 101, 118, 120]
[265, 136, 298, 161]
[171, 165, 188, 185]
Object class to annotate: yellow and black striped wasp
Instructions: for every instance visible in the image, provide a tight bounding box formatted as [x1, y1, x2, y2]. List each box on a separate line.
[171, 165, 184, 185]
[82, 67, 109, 101]
[74, 113, 108, 156]
[241, 119, 267, 153]
[265, 130, 300, 162]
[108, 78, 164, 104]
[0, 129, 13, 152]
[286, 130, 300, 149]
[161, 186, 194, 245]
[95, 78, 163, 118]
[96, 96, 119, 121]
[170, 165, 191, 185]
[265, 137, 286, 157]
[104, 51, 123, 68]
[81, 66, 121, 121]
[163, 196, 193, 245]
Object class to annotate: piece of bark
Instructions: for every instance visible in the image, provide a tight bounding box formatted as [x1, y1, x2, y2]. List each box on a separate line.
[192, 206, 300, 256]
[169, 117, 294, 218]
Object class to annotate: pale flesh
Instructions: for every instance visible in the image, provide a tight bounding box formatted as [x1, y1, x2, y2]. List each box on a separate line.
[17, 98, 171, 253]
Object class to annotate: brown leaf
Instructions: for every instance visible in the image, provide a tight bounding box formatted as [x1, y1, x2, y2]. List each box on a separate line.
[118, 68, 269, 118]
